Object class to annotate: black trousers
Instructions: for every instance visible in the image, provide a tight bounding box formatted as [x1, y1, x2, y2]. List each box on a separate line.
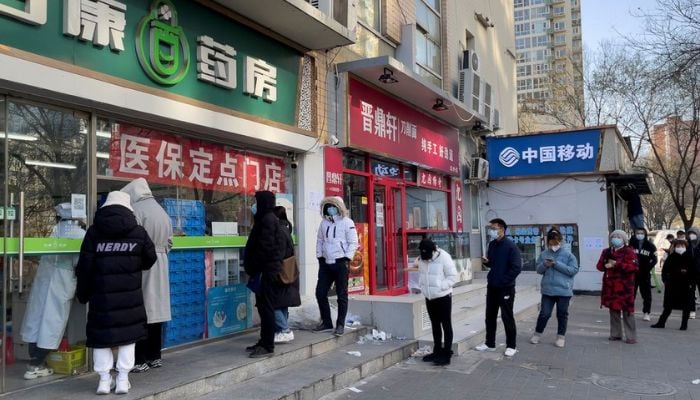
[315, 259, 349, 327]
[28, 343, 51, 367]
[135, 322, 163, 364]
[485, 286, 517, 349]
[657, 308, 690, 328]
[255, 287, 276, 351]
[635, 271, 653, 314]
[425, 294, 453, 352]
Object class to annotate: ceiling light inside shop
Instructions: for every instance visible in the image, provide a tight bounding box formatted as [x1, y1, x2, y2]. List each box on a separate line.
[79, 128, 112, 139]
[1, 132, 39, 141]
[96, 152, 110, 159]
[24, 160, 77, 169]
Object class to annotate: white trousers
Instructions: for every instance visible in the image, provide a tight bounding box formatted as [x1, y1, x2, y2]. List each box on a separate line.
[93, 344, 135, 381]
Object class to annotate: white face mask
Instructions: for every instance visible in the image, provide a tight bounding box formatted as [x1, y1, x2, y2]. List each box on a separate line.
[487, 229, 499, 240]
[676, 247, 687, 255]
[635, 234, 645, 241]
[550, 245, 561, 252]
[690, 234, 698, 241]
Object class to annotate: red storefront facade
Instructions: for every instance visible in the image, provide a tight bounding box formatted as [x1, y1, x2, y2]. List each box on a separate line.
[326, 77, 462, 296]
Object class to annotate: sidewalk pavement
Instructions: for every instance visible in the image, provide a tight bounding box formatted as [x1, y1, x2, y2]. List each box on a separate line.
[320, 295, 700, 400]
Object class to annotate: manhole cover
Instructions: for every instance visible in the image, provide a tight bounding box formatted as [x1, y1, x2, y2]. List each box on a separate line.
[593, 375, 676, 396]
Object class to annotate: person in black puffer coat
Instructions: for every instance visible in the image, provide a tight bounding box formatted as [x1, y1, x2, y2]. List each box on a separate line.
[244, 191, 287, 358]
[271, 206, 301, 343]
[629, 228, 657, 321]
[76, 191, 157, 395]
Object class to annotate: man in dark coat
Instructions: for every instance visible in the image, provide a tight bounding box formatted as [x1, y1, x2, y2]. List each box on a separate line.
[244, 191, 287, 358]
[652, 239, 696, 330]
[476, 218, 522, 357]
[630, 228, 657, 321]
[76, 191, 157, 395]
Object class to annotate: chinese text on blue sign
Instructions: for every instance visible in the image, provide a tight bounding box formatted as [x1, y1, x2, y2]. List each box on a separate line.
[486, 129, 601, 179]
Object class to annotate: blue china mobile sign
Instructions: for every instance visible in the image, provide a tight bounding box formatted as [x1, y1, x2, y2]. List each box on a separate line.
[486, 129, 602, 179]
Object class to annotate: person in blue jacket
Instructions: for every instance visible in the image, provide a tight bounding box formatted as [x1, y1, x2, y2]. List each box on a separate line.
[530, 228, 579, 348]
[475, 218, 522, 357]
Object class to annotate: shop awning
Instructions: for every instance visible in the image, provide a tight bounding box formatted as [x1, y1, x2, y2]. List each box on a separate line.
[606, 172, 653, 195]
[336, 56, 486, 129]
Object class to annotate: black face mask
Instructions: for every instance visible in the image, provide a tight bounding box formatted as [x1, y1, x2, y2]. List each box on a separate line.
[420, 249, 434, 260]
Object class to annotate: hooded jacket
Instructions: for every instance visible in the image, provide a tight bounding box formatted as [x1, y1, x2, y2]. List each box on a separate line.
[316, 197, 359, 264]
[244, 191, 284, 278]
[76, 201, 157, 348]
[414, 249, 458, 300]
[661, 251, 697, 310]
[535, 247, 579, 297]
[629, 229, 658, 275]
[122, 178, 173, 324]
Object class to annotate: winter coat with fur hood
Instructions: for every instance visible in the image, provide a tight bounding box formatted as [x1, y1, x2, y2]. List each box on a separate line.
[315, 197, 359, 264]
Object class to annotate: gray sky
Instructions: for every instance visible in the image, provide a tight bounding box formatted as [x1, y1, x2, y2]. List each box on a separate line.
[581, 0, 658, 50]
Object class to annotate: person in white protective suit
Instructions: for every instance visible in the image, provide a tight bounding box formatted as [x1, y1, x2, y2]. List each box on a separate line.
[121, 178, 173, 373]
[20, 203, 86, 380]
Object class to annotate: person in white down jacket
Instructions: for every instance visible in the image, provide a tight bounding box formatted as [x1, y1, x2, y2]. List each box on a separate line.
[411, 239, 458, 366]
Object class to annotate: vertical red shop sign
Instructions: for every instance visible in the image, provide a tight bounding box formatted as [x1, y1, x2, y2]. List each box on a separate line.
[324, 147, 344, 197]
[453, 178, 464, 232]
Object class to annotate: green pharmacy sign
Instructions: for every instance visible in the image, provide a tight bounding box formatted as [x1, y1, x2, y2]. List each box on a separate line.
[135, 0, 190, 85]
[0, 0, 301, 127]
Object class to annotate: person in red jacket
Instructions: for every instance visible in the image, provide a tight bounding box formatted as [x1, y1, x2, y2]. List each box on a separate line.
[596, 230, 639, 344]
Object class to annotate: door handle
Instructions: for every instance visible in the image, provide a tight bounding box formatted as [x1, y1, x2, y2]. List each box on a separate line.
[18, 191, 24, 294]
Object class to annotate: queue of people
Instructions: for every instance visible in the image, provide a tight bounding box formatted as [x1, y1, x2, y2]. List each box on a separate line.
[20, 173, 700, 394]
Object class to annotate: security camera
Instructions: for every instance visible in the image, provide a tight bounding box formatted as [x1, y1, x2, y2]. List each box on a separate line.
[290, 161, 298, 169]
[329, 135, 340, 146]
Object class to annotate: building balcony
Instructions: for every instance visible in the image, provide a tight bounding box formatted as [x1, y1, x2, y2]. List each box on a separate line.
[213, 0, 356, 50]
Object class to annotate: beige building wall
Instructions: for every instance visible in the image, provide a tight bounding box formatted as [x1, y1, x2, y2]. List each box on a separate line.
[444, 0, 518, 134]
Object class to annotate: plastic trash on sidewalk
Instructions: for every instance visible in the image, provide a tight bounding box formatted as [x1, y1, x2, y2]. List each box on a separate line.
[346, 351, 362, 357]
[288, 298, 338, 330]
[372, 329, 387, 341]
[345, 312, 362, 327]
[693, 379, 700, 385]
[411, 345, 433, 357]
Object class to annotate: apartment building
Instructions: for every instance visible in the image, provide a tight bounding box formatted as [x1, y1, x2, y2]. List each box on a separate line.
[514, 0, 584, 131]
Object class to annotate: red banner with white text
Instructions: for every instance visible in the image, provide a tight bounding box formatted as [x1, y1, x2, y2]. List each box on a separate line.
[107, 124, 285, 194]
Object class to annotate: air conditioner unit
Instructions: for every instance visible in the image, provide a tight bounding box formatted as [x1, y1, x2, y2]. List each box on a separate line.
[469, 157, 489, 182]
[492, 109, 501, 131]
[307, 0, 320, 7]
[462, 50, 480, 72]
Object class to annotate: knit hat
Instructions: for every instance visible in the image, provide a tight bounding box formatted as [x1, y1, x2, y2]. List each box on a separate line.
[101, 191, 134, 211]
[610, 230, 628, 244]
[54, 203, 72, 220]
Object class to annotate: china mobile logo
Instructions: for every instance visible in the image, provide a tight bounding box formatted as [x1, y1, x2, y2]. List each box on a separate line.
[136, 0, 191, 85]
[498, 147, 520, 167]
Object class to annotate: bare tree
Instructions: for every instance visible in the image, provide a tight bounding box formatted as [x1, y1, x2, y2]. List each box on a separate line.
[640, 158, 679, 229]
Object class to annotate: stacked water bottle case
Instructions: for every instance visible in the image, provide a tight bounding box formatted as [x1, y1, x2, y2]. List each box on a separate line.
[161, 198, 208, 347]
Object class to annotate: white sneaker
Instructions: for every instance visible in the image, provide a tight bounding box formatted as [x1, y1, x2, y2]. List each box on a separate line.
[475, 343, 496, 352]
[691, 312, 697, 320]
[504, 348, 518, 357]
[274, 331, 295, 343]
[643, 313, 651, 321]
[529, 335, 540, 344]
[115, 378, 131, 395]
[96, 377, 114, 395]
[23, 365, 54, 380]
[555, 335, 566, 348]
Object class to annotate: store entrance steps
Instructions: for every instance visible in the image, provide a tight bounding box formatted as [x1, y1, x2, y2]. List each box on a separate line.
[418, 283, 541, 355]
[1, 327, 386, 400]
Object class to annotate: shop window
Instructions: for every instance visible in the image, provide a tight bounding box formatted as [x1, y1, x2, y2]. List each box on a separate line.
[343, 173, 369, 223]
[343, 152, 366, 172]
[6, 101, 89, 236]
[405, 187, 448, 230]
[506, 224, 579, 271]
[403, 165, 417, 183]
[95, 118, 293, 237]
[469, 185, 480, 231]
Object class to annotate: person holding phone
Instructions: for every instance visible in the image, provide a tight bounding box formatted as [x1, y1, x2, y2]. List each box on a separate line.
[596, 230, 639, 344]
[530, 229, 579, 348]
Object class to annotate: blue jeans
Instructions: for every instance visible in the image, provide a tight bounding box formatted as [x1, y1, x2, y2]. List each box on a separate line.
[535, 295, 571, 336]
[275, 308, 290, 333]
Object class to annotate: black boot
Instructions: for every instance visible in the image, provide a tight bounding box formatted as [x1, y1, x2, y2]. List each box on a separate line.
[650, 322, 665, 328]
[433, 349, 453, 366]
[422, 345, 441, 363]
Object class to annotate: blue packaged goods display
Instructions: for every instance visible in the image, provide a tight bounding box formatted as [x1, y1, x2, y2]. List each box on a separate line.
[164, 250, 206, 347]
[161, 198, 206, 236]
